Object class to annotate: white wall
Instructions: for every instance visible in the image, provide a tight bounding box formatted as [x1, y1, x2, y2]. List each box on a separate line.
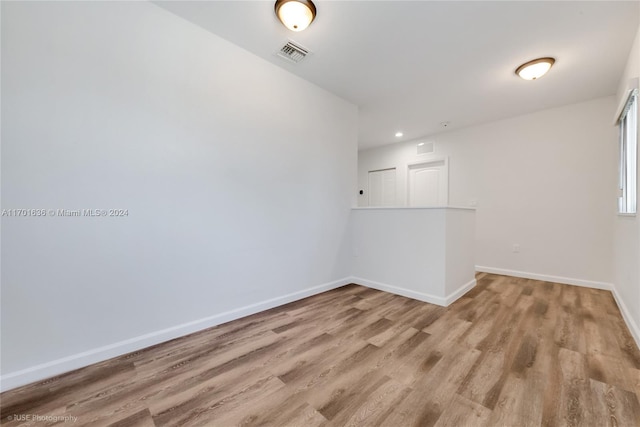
[445, 208, 476, 297]
[0, 1, 357, 389]
[359, 96, 617, 288]
[350, 207, 476, 306]
[613, 25, 640, 345]
[352, 209, 446, 298]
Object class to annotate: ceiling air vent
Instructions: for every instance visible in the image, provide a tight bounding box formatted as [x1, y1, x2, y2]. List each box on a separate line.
[417, 142, 435, 155]
[277, 41, 309, 64]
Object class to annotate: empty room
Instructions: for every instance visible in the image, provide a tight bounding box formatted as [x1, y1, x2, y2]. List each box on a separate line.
[1, 0, 640, 426]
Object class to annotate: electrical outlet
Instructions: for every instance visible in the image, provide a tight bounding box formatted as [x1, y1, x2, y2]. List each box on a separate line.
[513, 244, 520, 253]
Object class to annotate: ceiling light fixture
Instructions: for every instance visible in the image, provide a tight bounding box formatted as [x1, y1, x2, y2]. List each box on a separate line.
[395, 132, 403, 137]
[275, 0, 316, 32]
[515, 57, 555, 80]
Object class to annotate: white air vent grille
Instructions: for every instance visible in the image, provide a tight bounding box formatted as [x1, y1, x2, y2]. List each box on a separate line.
[417, 142, 435, 155]
[277, 41, 309, 63]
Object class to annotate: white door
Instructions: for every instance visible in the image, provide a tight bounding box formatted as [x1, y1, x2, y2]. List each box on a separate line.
[368, 168, 396, 206]
[407, 160, 448, 206]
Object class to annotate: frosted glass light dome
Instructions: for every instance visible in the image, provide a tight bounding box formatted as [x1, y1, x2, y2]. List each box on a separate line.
[275, 0, 316, 32]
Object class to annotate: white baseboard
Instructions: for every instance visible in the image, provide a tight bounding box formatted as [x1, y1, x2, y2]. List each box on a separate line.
[0, 277, 352, 393]
[350, 277, 447, 306]
[610, 285, 640, 351]
[349, 276, 476, 307]
[475, 266, 613, 291]
[445, 278, 477, 306]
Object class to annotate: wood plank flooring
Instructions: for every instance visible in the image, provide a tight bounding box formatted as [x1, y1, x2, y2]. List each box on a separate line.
[2, 273, 640, 426]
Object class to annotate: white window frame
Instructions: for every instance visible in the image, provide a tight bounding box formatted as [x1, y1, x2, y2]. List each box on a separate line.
[618, 88, 638, 215]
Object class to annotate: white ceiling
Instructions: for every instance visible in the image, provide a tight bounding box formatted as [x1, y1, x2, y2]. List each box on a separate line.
[155, 1, 639, 150]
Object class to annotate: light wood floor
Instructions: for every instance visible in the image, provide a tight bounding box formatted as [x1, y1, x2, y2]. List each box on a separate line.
[2, 273, 640, 426]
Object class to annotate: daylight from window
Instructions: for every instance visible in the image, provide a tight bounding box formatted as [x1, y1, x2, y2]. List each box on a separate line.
[619, 89, 638, 214]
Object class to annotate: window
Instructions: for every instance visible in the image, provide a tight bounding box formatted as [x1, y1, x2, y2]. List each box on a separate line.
[618, 89, 638, 214]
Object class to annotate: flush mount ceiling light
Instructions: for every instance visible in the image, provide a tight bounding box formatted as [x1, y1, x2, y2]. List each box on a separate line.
[275, 0, 316, 32]
[515, 57, 555, 80]
[395, 132, 403, 137]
